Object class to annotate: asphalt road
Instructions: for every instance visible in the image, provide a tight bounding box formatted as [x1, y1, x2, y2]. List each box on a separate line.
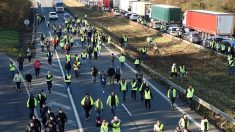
[0, 0, 218, 131]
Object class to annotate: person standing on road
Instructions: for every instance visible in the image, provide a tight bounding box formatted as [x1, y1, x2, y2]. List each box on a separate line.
[107, 66, 115, 85]
[47, 50, 53, 66]
[170, 63, 177, 79]
[120, 79, 128, 102]
[123, 35, 128, 47]
[25, 72, 32, 89]
[100, 120, 109, 132]
[119, 54, 125, 69]
[40, 40, 45, 52]
[200, 116, 209, 132]
[73, 61, 80, 78]
[26, 95, 37, 119]
[91, 65, 98, 82]
[25, 120, 40, 132]
[100, 71, 107, 91]
[46, 115, 57, 131]
[179, 64, 187, 82]
[34, 60, 41, 78]
[81, 93, 94, 120]
[140, 46, 147, 57]
[115, 66, 122, 83]
[131, 79, 138, 101]
[13, 72, 23, 92]
[136, 70, 143, 88]
[65, 61, 72, 73]
[178, 114, 189, 131]
[9, 61, 16, 79]
[56, 109, 67, 132]
[111, 116, 121, 132]
[37, 90, 47, 110]
[144, 87, 153, 110]
[32, 115, 41, 132]
[64, 72, 72, 89]
[46, 71, 53, 93]
[81, 51, 88, 67]
[41, 104, 49, 126]
[139, 80, 148, 102]
[94, 98, 103, 119]
[17, 54, 24, 71]
[228, 57, 235, 75]
[111, 53, 115, 66]
[26, 47, 32, 63]
[40, 33, 46, 42]
[186, 86, 194, 110]
[106, 92, 119, 116]
[153, 120, 164, 132]
[167, 87, 177, 110]
[94, 45, 98, 60]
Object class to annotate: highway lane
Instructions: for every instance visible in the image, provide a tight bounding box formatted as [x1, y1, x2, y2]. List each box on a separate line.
[31, 0, 218, 131]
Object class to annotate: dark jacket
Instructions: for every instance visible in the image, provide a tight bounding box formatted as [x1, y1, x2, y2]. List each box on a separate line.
[65, 62, 71, 71]
[107, 67, 115, 77]
[25, 74, 32, 82]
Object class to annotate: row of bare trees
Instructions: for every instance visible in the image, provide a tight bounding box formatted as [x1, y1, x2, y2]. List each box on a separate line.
[0, 0, 32, 28]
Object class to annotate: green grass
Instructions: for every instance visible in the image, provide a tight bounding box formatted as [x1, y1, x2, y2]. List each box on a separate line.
[0, 29, 20, 57]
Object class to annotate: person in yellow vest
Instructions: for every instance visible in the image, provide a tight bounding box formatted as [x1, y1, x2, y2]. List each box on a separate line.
[140, 46, 147, 55]
[97, 41, 102, 56]
[9, 61, 16, 78]
[100, 120, 109, 132]
[107, 92, 119, 115]
[40, 40, 45, 52]
[220, 43, 225, 53]
[153, 120, 164, 132]
[65, 53, 71, 63]
[131, 79, 138, 101]
[170, 63, 177, 79]
[134, 57, 140, 71]
[81, 93, 94, 120]
[111, 116, 121, 132]
[228, 57, 235, 75]
[73, 61, 80, 78]
[186, 86, 194, 109]
[81, 35, 85, 48]
[119, 79, 128, 102]
[146, 36, 153, 47]
[60, 38, 65, 54]
[46, 71, 53, 93]
[179, 64, 187, 82]
[119, 54, 125, 69]
[123, 35, 128, 47]
[139, 80, 148, 102]
[167, 87, 177, 110]
[178, 114, 189, 131]
[94, 98, 103, 118]
[37, 90, 47, 109]
[64, 72, 72, 89]
[69, 35, 74, 47]
[144, 87, 153, 110]
[81, 51, 88, 67]
[201, 116, 209, 132]
[107, 36, 112, 47]
[26, 95, 37, 119]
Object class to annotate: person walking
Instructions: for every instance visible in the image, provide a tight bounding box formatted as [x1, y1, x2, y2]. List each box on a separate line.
[47, 50, 53, 66]
[26, 48, 32, 63]
[123, 35, 128, 47]
[40, 40, 45, 52]
[26, 95, 37, 119]
[186, 86, 194, 110]
[131, 79, 138, 101]
[139, 80, 148, 102]
[115, 66, 122, 83]
[140, 46, 147, 56]
[100, 120, 109, 132]
[41, 104, 49, 126]
[34, 60, 41, 78]
[178, 114, 189, 131]
[106, 92, 119, 115]
[32, 115, 41, 132]
[136, 70, 143, 88]
[56, 109, 67, 132]
[100, 71, 107, 92]
[170, 63, 177, 79]
[73, 61, 80, 78]
[107, 66, 115, 85]
[13, 72, 23, 92]
[228, 57, 235, 75]
[25, 120, 40, 132]
[91, 65, 98, 82]
[179, 64, 187, 82]
[94, 98, 103, 118]
[25, 72, 32, 89]
[111, 116, 121, 132]
[167, 87, 177, 110]
[144, 87, 152, 110]
[81, 51, 88, 67]
[200, 116, 209, 132]
[134, 57, 140, 71]
[65, 53, 71, 63]
[81, 93, 94, 120]
[146, 36, 153, 47]
[153, 120, 164, 132]
[9, 61, 16, 79]
[46, 71, 53, 93]
[111, 53, 115, 66]
[17, 54, 24, 71]
[119, 54, 125, 69]
[120, 79, 128, 102]
[64, 72, 72, 89]
[94, 46, 98, 60]
[46, 115, 57, 131]
[65, 61, 72, 73]
[175, 127, 182, 132]
[37, 90, 47, 111]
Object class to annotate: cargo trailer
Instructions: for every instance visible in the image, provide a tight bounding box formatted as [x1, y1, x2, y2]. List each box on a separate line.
[98, 0, 110, 9]
[150, 4, 181, 24]
[183, 10, 234, 38]
[132, 2, 152, 17]
[119, 0, 138, 12]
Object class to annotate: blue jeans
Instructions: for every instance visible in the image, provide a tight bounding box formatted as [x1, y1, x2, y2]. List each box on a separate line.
[228, 66, 234, 75]
[96, 110, 101, 118]
[11, 71, 15, 79]
[65, 82, 71, 89]
[82, 58, 87, 67]
[120, 62, 124, 69]
[111, 105, 116, 115]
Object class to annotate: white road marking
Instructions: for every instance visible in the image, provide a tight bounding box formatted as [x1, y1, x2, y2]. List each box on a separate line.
[76, 42, 79, 45]
[9, 58, 39, 118]
[47, 102, 72, 110]
[122, 103, 132, 117]
[103, 45, 201, 128]
[49, 32, 84, 132]
[52, 91, 68, 98]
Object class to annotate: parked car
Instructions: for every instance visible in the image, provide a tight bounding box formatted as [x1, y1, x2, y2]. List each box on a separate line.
[129, 14, 139, 21]
[124, 12, 132, 19]
[182, 31, 201, 43]
[114, 10, 121, 16]
[49, 12, 58, 20]
[148, 21, 161, 29]
[167, 26, 180, 37]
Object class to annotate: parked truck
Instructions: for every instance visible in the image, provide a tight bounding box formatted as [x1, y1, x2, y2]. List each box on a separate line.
[119, 0, 138, 12]
[183, 10, 234, 38]
[150, 4, 181, 24]
[53, 0, 64, 12]
[112, 0, 120, 8]
[132, 2, 152, 17]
